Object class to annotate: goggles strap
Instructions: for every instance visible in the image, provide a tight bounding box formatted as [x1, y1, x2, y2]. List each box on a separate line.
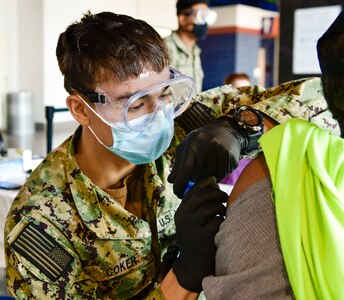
[77, 95, 115, 127]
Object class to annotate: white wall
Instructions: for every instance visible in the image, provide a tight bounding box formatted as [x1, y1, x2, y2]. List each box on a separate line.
[18, 0, 43, 125]
[0, 0, 43, 128]
[0, 0, 18, 129]
[0, 0, 177, 127]
[212, 4, 278, 29]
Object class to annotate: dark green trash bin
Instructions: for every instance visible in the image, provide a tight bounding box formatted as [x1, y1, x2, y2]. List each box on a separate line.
[6, 91, 34, 136]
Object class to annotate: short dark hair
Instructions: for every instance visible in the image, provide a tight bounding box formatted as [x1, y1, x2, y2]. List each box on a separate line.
[224, 73, 251, 85]
[56, 11, 169, 94]
[176, 0, 209, 15]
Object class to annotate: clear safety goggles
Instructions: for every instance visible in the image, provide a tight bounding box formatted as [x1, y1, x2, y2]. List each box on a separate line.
[183, 8, 217, 25]
[78, 67, 195, 132]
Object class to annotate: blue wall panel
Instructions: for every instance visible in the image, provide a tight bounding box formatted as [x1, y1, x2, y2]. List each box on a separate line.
[199, 32, 262, 90]
[198, 34, 236, 91]
[262, 38, 275, 87]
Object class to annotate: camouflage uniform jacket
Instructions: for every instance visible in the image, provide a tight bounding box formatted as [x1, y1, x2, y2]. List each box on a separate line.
[164, 31, 204, 95]
[5, 77, 339, 300]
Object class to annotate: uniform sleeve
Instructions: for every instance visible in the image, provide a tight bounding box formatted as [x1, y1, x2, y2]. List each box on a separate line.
[5, 257, 35, 300]
[5, 215, 97, 299]
[171, 77, 340, 162]
[194, 83, 265, 118]
[192, 77, 340, 135]
[251, 77, 340, 135]
[172, 83, 265, 141]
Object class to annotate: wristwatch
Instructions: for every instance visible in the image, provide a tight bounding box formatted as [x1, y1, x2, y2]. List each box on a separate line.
[231, 106, 264, 154]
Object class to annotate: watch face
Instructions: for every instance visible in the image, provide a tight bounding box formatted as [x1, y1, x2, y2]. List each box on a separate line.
[234, 106, 263, 132]
[239, 110, 259, 126]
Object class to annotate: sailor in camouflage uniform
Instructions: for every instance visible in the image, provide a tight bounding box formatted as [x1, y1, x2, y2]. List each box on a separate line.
[5, 11, 339, 300]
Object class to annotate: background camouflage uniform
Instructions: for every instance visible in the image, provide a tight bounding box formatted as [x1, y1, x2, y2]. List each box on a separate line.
[164, 32, 204, 95]
[5, 77, 339, 299]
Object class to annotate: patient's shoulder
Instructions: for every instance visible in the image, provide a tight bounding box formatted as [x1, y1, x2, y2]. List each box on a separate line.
[228, 154, 270, 206]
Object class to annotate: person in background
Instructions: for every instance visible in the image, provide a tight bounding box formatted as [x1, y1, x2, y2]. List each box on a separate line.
[164, 0, 217, 94]
[224, 72, 251, 88]
[202, 10, 344, 299]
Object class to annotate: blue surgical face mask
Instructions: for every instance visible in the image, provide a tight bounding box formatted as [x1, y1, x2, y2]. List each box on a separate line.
[88, 104, 174, 165]
[192, 23, 208, 40]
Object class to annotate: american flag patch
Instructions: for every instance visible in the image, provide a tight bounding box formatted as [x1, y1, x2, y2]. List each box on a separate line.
[11, 222, 74, 281]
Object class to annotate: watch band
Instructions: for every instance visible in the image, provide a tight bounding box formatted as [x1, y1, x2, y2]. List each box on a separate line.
[221, 106, 264, 154]
[244, 130, 263, 153]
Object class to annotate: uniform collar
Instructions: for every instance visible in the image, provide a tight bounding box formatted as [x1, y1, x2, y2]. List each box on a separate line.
[65, 127, 167, 240]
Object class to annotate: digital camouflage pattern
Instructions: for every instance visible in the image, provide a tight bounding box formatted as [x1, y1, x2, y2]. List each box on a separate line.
[164, 32, 204, 94]
[5, 77, 339, 299]
[5, 127, 180, 299]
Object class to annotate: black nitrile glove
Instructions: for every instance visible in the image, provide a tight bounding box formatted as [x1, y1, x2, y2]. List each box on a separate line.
[168, 117, 247, 198]
[173, 177, 227, 293]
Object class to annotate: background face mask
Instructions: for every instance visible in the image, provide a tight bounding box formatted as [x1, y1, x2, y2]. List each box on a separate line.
[193, 23, 208, 40]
